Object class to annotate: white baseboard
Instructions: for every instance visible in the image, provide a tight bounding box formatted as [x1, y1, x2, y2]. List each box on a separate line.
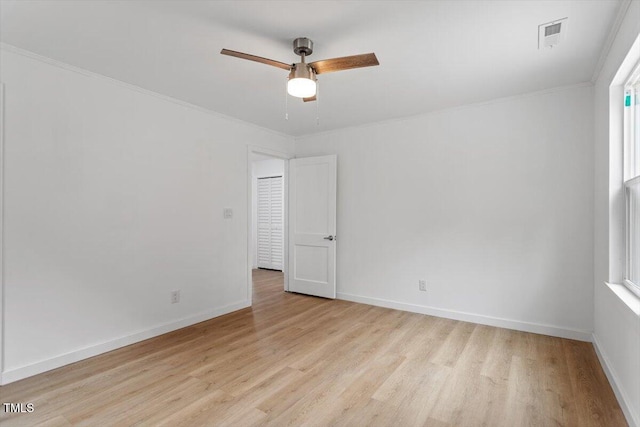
[337, 292, 592, 342]
[0, 300, 250, 385]
[592, 333, 640, 427]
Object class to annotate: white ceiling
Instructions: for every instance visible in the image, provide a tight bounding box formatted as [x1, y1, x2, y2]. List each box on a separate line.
[0, 0, 623, 136]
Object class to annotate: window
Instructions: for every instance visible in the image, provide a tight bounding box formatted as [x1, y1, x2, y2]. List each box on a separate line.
[624, 63, 640, 297]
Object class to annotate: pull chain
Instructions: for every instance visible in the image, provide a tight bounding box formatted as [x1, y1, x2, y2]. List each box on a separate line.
[285, 77, 289, 120]
[316, 79, 320, 126]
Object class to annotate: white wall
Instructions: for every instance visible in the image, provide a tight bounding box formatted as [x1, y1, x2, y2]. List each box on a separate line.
[295, 84, 595, 340]
[593, 1, 640, 425]
[0, 47, 293, 384]
[251, 158, 285, 268]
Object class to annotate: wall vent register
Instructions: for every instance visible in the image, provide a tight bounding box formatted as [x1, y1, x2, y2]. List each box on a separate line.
[538, 18, 568, 49]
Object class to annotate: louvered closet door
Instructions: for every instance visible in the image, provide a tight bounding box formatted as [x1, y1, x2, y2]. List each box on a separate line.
[257, 176, 284, 270]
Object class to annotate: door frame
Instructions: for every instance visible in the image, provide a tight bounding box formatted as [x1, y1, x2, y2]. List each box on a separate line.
[247, 146, 293, 305]
[0, 84, 5, 383]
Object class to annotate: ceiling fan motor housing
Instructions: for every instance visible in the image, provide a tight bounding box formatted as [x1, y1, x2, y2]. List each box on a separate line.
[289, 63, 316, 81]
[293, 37, 313, 57]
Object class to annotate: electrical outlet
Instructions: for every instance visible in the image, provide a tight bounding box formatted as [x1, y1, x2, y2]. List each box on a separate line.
[418, 280, 427, 292]
[171, 290, 180, 304]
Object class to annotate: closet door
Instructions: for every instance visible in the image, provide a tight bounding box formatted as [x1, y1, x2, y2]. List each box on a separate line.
[257, 176, 283, 270]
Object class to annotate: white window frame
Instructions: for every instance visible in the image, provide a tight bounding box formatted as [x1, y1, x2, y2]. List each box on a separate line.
[623, 61, 640, 297]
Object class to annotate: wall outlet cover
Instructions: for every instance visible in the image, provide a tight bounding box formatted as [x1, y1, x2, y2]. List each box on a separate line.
[171, 290, 180, 304]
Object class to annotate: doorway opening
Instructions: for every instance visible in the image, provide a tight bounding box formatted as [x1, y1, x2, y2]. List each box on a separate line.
[247, 147, 291, 305]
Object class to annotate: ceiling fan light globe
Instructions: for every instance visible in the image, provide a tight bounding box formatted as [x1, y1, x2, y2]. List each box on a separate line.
[287, 78, 317, 98]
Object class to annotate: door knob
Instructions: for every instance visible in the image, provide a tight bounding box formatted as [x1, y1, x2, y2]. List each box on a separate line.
[323, 235, 334, 241]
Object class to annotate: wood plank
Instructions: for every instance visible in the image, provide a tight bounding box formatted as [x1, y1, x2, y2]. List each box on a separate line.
[563, 339, 628, 427]
[0, 269, 627, 426]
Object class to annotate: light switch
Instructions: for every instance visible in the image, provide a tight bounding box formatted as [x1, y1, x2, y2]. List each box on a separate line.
[223, 208, 233, 219]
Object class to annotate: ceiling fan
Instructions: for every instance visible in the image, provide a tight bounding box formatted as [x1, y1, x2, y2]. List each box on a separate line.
[221, 37, 379, 102]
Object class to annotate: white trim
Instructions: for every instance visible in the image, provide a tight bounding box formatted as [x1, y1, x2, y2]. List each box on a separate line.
[337, 292, 592, 342]
[606, 282, 640, 316]
[0, 300, 250, 385]
[592, 333, 640, 427]
[610, 84, 627, 284]
[0, 83, 4, 385]
[283, 160, 290, 291]
[627, 174, 640, 188]
[591, 0, 634, 83]
[623, 279, 640, 298]
[247, 146, 292, 302]
[0, 43, 290, 140]
[623, 57, 640, 298]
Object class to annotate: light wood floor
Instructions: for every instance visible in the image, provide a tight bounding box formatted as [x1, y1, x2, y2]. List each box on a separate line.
[0, 269, 627, 426]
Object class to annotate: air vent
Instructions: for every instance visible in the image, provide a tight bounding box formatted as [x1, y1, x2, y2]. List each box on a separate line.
[538, 18, 568, 49]
[545, 23, 562, 37]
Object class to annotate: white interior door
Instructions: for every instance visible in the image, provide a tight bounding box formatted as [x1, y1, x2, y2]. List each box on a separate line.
[288, 155, 337, 298]
[257, 176, 283, 270]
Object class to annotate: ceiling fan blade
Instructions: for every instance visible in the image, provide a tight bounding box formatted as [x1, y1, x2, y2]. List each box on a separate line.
[303, 95, 317, 102]
[309, 53, 379, 74]
[220, 49, 292, 71]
